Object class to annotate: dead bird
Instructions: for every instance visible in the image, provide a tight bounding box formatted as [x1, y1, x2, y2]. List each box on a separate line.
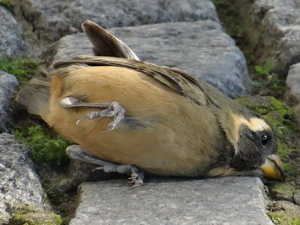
[17, 20, 285, 187]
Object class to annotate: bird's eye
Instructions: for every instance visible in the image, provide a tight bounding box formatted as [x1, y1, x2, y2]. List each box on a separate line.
[260, 133, 271, 145]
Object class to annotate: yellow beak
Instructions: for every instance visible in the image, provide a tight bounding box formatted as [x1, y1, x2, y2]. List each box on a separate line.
[260, 154, 285, 181]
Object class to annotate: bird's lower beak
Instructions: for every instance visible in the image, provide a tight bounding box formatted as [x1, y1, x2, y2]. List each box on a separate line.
[260, 154, 285, 181]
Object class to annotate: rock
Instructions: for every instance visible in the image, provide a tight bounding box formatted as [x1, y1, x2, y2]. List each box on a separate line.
[294, 190, 300, 206]
[274, 200, 300, 216]
[46, 33, 91, 66]
[228, 0, 300, 75]
[285, 63, 300, 104]
[0, 71, 18, 133]
[46, 21, 250, 98]
[0, 133, 61, 224]
[0, 6, 27, 58]
[252, 0, 300, 72]
[20, 0, 218, 42]
[229, 0, 300, 131]
[285, 63, 300, 124]
[70, 177, 273, 225]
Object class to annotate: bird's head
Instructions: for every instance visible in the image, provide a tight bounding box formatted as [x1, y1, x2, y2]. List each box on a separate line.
[228, 114, 285, 180]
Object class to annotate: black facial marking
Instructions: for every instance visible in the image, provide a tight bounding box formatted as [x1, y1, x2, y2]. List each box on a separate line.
[231, 124, 277, 171]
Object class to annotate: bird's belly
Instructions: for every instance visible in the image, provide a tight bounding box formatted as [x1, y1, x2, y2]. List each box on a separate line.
[76, 126, 211, 176]
[53, 108, 223, 177]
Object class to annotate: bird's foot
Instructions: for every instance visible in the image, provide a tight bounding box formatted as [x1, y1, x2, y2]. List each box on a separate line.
[128, 166, 144, 188]
[60, 97, 125, 132]
[66, 145, 144, 187]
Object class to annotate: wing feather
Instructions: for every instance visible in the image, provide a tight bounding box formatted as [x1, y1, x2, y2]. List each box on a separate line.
[54, 56, 207, 106]
[82, 20, 139, 60]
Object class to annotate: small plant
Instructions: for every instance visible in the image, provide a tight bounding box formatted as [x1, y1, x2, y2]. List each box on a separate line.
[252, 59, 284, 91]
[0, 55, 38, 86]
[14, 125, 70, 166]
[254, 58, 273, 75]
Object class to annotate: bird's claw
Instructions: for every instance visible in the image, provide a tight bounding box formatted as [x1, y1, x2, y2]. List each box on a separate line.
[128, 166, 144, 188]
[94, 164, 144, 187]
[60, 97, 125, 132]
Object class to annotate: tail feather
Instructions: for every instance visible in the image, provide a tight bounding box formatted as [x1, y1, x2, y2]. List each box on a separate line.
[81, 20, 140, 60]
[16, 78, 50, 117]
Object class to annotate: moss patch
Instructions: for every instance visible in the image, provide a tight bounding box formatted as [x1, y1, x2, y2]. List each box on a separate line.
[13, 125, 70, 166]
[10, 207, 63, 225]
[269, 181, 296, 200]
[0, 55, 38, 86]
[12, 123, 76, 223]
[268, 212, 300, 225]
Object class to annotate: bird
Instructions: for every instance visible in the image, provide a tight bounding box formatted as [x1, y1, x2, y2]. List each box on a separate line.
[17, 20, 285, 186]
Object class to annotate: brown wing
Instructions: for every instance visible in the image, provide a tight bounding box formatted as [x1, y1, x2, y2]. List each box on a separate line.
[53, 56, 207, 106]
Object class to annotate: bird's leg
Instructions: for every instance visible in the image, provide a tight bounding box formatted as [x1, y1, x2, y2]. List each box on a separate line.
[60, 97, 125, 132]
[66, 145, 144, 187]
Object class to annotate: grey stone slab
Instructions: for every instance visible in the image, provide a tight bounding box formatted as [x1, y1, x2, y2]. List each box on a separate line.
[47, 21, 250, 98]
[70, 177, 273, 225]
[20, 0, 218, 41]
[0, 6, 27, 57]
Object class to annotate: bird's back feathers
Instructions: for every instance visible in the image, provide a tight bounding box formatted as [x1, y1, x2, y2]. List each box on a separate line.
[54, 56, 208, 106]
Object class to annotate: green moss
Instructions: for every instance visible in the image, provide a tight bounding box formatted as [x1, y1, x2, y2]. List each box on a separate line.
[236, 96, 296, 128]
[283, 163, 294, 174]
[12, 123, 76, 223]
[10, 207, 63, 225]
[271, 182, 295, 195]
[277, 142, 292, 159]
[0, 0, 14, 12]
[237, 96, 294, 119]
[0, 55, 38, 86]
[268, 212, 300, 225]
[13, 125, 70, 166]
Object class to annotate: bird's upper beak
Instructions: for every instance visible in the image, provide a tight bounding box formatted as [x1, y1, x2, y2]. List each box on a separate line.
[260, 154, 285, 181]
